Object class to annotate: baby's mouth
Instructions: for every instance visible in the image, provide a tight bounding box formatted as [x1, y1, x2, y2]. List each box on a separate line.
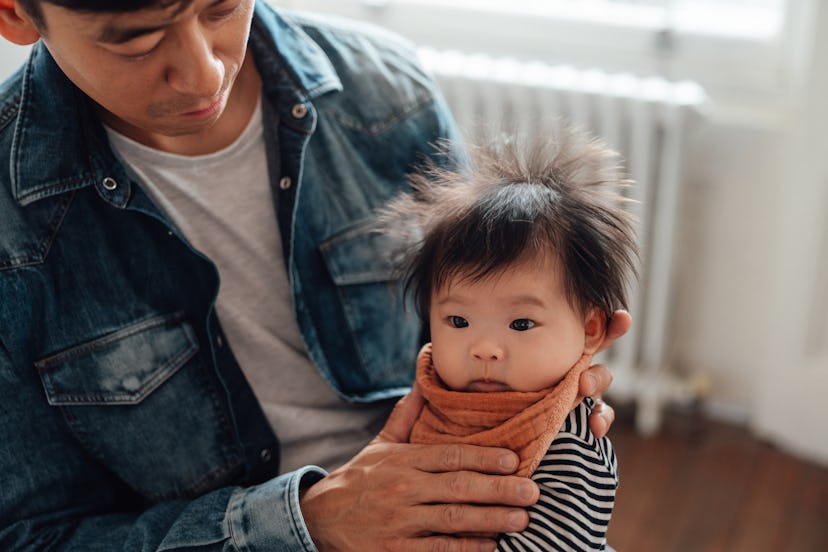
[467, 379, 511, 392]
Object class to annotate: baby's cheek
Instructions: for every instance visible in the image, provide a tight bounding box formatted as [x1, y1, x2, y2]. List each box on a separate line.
[430, 348, 463, 388]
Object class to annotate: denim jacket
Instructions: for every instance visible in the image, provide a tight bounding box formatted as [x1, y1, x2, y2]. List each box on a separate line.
[0, 2, 458, 549]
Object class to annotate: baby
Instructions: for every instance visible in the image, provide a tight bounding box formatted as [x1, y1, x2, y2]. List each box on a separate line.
[382, 128, 639, 550]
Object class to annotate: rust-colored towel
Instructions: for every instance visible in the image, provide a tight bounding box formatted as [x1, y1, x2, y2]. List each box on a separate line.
[410, 343, 592, 477]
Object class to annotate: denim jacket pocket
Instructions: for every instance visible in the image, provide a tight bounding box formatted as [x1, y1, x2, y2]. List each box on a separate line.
[320, 220, 420, 390]
[34, 313, 244, 501]
[37, 313, 198, 405]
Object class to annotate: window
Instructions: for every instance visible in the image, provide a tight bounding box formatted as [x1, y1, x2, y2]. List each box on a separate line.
[391, 0, 787, 40]
[277, 0, 815, 119]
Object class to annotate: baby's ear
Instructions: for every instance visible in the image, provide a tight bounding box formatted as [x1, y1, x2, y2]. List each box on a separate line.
[583, 308, 607, 354]
[0, 1, 42, 46]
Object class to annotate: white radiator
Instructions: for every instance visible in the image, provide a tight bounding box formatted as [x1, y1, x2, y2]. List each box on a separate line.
[419, 48, 707, 435]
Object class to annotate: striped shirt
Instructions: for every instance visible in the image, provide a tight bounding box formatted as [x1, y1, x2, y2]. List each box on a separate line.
[498, 398, 618, 551]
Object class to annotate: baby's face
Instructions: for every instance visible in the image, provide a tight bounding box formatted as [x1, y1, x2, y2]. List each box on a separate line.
[429, 256, 600, 392]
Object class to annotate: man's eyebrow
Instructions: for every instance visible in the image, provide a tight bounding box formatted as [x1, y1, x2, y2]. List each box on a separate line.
[96, 23, 170, 45]
[95, 0, 217, 44]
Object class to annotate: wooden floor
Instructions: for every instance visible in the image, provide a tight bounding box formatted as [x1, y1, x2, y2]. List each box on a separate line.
[606, 405, 828, 552]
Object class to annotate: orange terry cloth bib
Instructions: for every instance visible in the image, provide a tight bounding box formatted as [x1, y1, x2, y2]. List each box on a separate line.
[409, 343, 592, 478]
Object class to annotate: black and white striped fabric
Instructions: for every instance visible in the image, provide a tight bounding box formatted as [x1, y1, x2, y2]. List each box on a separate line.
[498, 398, 618, 551]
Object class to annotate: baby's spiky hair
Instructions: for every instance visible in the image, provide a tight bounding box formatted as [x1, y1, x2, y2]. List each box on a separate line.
[380, 128, 640, 322]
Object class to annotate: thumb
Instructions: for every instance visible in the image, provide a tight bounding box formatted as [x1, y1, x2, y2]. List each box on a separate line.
[373, 382, 425, 444]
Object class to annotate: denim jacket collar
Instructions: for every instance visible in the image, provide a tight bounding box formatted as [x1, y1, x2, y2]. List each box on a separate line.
[9, 42, 105, 206]
[249, 3, 342, 102]
[10, 1, 342, 207]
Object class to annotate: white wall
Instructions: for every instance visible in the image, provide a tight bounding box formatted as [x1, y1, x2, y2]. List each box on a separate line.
[0, 42, 30, 80]
[674, 1, 828, 447]
[748, 0, 828, 465]
[673, 121, 791, 418]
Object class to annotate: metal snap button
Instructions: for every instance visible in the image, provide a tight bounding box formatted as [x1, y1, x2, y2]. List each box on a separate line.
[102, 177, 118, 191]
[291, 103, 308, 119]
[279, 176, 292, 190]
[259, 448, 272, 463]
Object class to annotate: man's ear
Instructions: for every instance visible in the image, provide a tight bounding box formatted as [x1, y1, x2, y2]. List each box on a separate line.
[0, 1, 42, 45]
[583, 307, 607, 354]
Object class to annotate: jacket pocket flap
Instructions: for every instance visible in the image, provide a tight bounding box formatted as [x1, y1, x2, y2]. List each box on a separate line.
[35, 313, 198, 406]
[320, 219, 409, 286]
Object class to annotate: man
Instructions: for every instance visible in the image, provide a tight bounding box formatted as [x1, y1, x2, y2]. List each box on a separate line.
[0, 1, 624, 549]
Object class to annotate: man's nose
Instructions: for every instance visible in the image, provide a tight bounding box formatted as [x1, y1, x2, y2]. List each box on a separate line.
[165, 22, 224, 97]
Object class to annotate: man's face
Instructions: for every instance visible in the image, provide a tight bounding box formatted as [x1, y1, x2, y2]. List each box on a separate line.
[34, 0, 256, 152]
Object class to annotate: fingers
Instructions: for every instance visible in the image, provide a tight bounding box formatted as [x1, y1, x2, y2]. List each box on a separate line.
[300, 442, 535, 551]
[576, 364, 616, 438]
[588, 398, 616, 439]
[579, 309, 625, 438]
[413, 442, 520, 475]
[407, 536, 498, 552]
[375, 382, 426, 444]
[412, 503, 530, 537]
[578, 363, 613, 399]
[426, 471, 538, 506]
[595, 309, 632, 353]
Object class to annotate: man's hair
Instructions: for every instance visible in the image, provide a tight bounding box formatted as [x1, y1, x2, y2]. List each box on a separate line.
[18, 0, 191, 31]
[381, 128, 640, 322]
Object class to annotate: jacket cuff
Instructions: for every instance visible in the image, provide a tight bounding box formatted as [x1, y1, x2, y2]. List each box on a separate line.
[227, 466, 327, 551]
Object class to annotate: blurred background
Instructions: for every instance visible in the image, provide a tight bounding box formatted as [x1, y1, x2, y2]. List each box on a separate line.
[1, 0, 826, 549]
[266, 0, 828, 468]
[271, 3, 828, 548]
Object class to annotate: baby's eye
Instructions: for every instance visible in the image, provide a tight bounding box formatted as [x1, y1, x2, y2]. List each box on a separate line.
[448, 316, 469, 328]
[509, 319, 535, 331]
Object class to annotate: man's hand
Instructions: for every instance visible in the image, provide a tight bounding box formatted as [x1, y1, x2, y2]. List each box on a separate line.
[300, 385, 540, 551]
[578, 309, 632, 438]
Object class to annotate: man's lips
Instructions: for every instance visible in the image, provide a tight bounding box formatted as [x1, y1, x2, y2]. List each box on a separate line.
[180, 92, 225, 117]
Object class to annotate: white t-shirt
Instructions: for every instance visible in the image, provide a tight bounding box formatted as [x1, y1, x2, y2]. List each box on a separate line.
[106, 98, 393, 473]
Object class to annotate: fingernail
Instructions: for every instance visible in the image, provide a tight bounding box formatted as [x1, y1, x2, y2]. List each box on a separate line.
[499, 454, 518, 471]
[518, 481, 536, 501]
[586, 373, 598, 395]
[507, 510, 526, 531]
[480, 543, 497, 552]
